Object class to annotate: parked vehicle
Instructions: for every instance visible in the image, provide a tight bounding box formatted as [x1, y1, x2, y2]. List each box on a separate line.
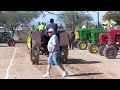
[88, 28, 105, 53]
[0, 31, 15, 46]
[75, 28, 92, 50]
[16, 24, 30, 31]
[98, 28, 120, 59]
[75, 27, 104, 52]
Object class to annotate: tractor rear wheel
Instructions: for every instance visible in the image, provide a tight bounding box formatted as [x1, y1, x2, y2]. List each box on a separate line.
[78, 41, 87, 50]
[88, 43, 99, 53]
[60, 46, 68, 64]
[8, 39, 16, 46]
[30, 47, 39, 65]
[29, 36, 40, 65]
[104, 46, 118, 59]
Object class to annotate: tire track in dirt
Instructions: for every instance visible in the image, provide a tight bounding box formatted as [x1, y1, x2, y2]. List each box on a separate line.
[34, 55, 65, 79]
[0, 44, 16, 79]
[34, 49, 113, 79]
[68, 49, 120, 79]
[6, 43, 44, 79]
[6, 43, 118, 79]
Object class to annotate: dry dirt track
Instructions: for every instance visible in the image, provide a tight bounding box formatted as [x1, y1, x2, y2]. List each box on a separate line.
[0, 43, 120, 79]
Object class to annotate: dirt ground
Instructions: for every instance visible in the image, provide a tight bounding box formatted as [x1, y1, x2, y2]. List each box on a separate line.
[0, 43, 120, 79]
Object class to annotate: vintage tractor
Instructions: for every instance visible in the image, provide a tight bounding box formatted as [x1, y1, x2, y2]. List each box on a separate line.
[98, 28, 120, 59]
[75, 27, 104, 51]
[88, 28, 105, 53]
[0, 31, 15, 46]
[98, 33, 108, 56]
[75, 28, 92, 50]
[27, 25, 69, 64]
[74, 28, 81, 48]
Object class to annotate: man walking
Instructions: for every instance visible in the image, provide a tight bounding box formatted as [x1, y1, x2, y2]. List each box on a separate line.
[42, 28, 68, 78]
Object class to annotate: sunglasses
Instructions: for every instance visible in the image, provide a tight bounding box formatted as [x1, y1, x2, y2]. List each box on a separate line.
[48, 32, 53, 33]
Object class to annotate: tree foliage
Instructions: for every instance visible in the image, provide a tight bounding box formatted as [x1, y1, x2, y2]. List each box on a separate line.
[102, 11, 120, 25]
[0, 11, 42, 30]
[57, 11, 93, 30]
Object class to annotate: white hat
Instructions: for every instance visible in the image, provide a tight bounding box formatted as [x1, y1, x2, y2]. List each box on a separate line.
[48, 28, 54, 32]
[82, 25, 86, 28]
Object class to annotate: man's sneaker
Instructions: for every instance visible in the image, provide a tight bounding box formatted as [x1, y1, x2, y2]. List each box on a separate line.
[42, 73, 50, 78]
[62, 71, 68, 77]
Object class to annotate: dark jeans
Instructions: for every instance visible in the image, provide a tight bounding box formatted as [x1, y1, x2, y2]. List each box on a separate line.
[69, 40, 74, 49]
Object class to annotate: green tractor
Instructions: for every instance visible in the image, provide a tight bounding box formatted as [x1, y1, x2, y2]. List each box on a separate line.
[75, 27, 105, 51]
[74, 28, 81, 48]
[75, 28, 93, 50]
[88, 28, 105, 53]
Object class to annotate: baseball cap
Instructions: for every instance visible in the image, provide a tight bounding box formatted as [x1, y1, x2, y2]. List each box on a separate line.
[48, 28, 54, 32]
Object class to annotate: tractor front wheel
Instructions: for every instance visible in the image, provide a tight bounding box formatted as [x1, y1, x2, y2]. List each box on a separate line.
[98, 46, 105, 56]
[27, 34, 31, 49]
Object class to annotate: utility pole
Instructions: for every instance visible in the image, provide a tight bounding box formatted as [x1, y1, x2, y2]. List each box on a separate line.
[86, 21, 88, 28]
[97, 11, 99, 27]
[73, 13, 75, 31]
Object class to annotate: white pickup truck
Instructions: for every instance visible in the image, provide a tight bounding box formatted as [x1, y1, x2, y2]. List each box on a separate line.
[16, 24, 30, 31]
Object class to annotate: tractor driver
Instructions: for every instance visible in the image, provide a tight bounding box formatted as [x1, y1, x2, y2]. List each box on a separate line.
[46, 18, 58, 35]
[37, 22, 46, 31]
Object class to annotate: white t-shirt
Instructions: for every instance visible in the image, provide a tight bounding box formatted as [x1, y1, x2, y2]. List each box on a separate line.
[47, 34, 60, 52]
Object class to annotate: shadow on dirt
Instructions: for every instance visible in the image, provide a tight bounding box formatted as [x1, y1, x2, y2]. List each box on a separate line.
[0, 45, 17, 47]
[66, 59, 101, 64]
[34, 58, 101, 65]
[68, 72, 103, 77]
[34, 61, 48, 65]
[0, 46, 10, 47]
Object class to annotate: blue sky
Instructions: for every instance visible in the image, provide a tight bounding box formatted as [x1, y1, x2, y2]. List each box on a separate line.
[89, 11, 107, 22]
[30, 11, 107, 26]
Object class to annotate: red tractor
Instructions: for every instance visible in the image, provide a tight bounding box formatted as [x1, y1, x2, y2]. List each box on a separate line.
[98, 33, 108, 56]
[98, 28, 120, 59]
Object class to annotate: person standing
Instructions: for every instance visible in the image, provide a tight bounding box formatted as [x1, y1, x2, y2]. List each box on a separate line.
[68, 31, 75, 49]
[42, 28, 68, 78]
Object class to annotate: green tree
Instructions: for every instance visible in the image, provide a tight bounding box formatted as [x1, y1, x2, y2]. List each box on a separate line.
[57, 11, 93, 30]
[83, 13, 93, 28]
[0, 11, 42, 30]
[102, 11, 120, 25]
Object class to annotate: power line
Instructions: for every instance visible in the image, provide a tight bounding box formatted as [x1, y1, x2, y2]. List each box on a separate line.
[45, 11, 62, 15]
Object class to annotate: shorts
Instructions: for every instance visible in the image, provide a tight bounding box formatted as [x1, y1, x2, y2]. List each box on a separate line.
[48, 51, 61, 66]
